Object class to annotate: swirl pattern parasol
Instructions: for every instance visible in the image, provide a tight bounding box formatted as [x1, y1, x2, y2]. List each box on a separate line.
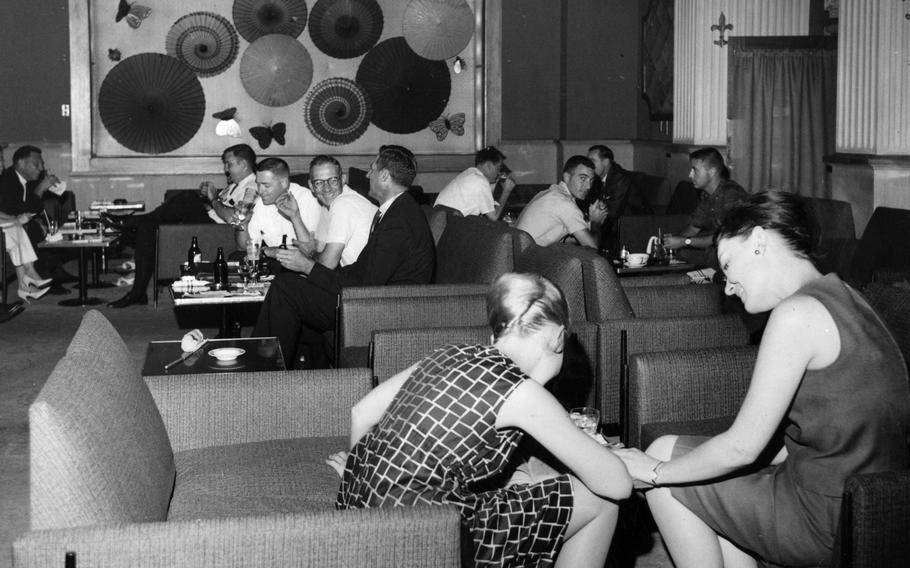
[402, 0, 474, 61]
[308, 0, 383, 59]
[240, 34, 313, 107]
[304, 77, 372, 145]
[355, 37, 450, 134]
[232, 0, 308, 42]
[99, 53, 205, 154]
[165, 12, 239, 77]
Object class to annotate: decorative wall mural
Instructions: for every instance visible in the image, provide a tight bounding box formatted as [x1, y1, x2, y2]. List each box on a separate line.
[308, 0, 383, 59]
[166, 12, 240, 77]
[98, 53, 205, 154]
[240, 34, 314, 107]
[232, 0, 309, 42]
[356, 37, 450, 134]
[304, 77, 372, 145]
[90, 1, 479, 157]
[402, 0, 474, 61]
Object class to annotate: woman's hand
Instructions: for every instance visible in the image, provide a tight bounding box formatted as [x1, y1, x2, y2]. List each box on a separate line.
[611, 447, 661, 487]
[325, 451, 349, 477]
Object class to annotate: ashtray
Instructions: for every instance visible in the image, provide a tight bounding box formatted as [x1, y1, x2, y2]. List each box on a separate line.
[208, 347, 245, 361]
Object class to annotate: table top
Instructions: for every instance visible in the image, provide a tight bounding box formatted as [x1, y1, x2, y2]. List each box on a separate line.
[89, 201, 145, 211]
[614, 260, 698, 277]
[142, 336, 285, 376]
[171, 280, 271, 305]
[38, 235, 116, 249]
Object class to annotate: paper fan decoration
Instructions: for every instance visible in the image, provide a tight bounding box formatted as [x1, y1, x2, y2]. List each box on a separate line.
[240, 34, 313, 107]
[355, 37, 450, 134]
[308, 0, 383, 59]
[232, 0, 309, 42]
[98, 53, 205, 154]
[304, 78, 372, 145]
[166, 12, 239, 77]
[402, 0, 474, 61]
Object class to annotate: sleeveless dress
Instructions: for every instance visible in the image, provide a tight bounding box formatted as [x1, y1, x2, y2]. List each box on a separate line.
[336, 344, 574, 567]
[671, 274, 910, 566]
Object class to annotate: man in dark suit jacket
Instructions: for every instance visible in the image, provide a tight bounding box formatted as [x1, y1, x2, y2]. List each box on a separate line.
[253, 145, 435, 368]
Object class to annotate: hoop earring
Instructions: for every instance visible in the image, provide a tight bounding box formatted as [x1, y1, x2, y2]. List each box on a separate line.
[754, 249, 761, 255]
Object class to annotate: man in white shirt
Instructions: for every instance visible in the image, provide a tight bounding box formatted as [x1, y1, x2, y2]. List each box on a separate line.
[515, 155, 607, 248]
[434, 146, 515, 220]
[305, 155, 377, 268]
[242, 157, 323, 257]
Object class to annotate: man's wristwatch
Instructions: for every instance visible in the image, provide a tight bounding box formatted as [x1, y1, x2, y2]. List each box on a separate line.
[684, 237, 693, 247]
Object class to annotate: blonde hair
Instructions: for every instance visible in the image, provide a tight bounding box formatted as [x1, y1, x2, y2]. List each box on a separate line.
[487, 273, 569, 340]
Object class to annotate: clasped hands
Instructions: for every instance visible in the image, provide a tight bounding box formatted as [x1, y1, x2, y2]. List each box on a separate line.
[588, 201, 608, 225]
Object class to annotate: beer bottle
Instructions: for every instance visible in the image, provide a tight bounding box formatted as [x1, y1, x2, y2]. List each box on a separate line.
[213, 247, 229, 290]
[187, 236, 202, 273]
[279, 234, 288, 249]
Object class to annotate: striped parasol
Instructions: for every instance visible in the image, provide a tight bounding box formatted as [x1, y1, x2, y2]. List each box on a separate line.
[303, 77, 372, 145]
[232, 0, 309, 42]
[402, 0, 474, 61]
[308, 0, 383, 59]
[165, 12, 239, 77]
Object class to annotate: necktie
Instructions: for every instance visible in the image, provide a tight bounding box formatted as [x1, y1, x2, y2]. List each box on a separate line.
[370, 210, 382, 234]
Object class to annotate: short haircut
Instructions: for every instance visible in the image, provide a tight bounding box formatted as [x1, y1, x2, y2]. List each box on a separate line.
[716, 190, 814, 261]
[562, 155, 596, 175]
[690, 147, 731, 180]
[376, 145, 417, 187]
[588, 144, 614, 162]
[487, 273, 569, 340]
[223, 144, 256, 169]
[13, 145, 42, 164]
[256, 157, 290, 179]
[309, 155, 342, 177]
[475, 145, 506, 167]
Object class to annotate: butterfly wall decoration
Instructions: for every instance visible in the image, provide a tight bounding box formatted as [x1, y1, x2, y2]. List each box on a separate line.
[116, 0, 151, 29]
[212, 108, 241, 138]
[428, 113, 466, 142]
[108, 48, 122, 62]
[249, 123, 287, 149]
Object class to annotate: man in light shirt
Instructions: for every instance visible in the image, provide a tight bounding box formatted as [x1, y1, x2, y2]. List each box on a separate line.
[304, 155, 376, 269]
[434, 146, 515, 220]
[242, 158, 323, 259]
[515, 155, 607, 248]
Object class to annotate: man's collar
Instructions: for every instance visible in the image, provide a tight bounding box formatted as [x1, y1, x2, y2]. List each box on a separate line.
[15, 169, 28, 187]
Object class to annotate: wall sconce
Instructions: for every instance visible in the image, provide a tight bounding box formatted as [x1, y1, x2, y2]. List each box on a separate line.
[711, 12, 733, 47]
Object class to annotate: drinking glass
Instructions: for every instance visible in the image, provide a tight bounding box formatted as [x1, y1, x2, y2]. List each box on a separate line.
[231, 201, 254, 228]
[569, 407, 600, 437]
[48, 220, 58, 235]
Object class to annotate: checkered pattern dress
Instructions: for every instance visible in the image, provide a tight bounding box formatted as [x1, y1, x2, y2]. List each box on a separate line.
[336, 344, 574, 567]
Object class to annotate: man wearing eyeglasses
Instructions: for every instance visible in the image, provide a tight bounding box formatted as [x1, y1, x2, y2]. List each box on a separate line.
[434, 146, 515, 220]
[299, 155, 377, 269]
[515, 155, 607, 248]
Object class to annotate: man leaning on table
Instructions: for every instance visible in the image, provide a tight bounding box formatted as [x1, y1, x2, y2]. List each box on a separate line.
[253, 145, 435, 369]
[433, 145, 515, 220]
[515, 155, 607, 248]
[662, 147, 748, 268]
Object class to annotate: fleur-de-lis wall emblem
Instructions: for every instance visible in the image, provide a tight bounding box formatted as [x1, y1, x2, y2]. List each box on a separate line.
[711, 12, 734, 47]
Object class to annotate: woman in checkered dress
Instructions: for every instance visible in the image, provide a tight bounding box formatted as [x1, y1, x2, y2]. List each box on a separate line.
[330, 273, 632, 567]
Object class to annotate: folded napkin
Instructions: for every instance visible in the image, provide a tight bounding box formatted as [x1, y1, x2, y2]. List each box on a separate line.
[47, 181, 67, 196]
[687, 267, 716, 284]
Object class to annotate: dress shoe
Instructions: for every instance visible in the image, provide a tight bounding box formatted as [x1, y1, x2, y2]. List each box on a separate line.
[18, 286, 49, 303]
[0, 302, 25, 323]
[46, 283, 72, 295]
[22, 275, 53, 289]
[108, 291, 148, 308]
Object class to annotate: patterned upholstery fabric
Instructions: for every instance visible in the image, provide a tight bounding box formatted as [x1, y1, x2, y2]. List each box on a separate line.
[548, 243, 633, 321]
[596, 314, 751, 426]
[515, 244, 587, 323]
[169, 436, 347, 520]
[435, 215, 516, 284]
[624, 283, 724, 318]
[864, 282, 910, 365]
[627, 346, 757, 448]
[30, 311, 175, 529]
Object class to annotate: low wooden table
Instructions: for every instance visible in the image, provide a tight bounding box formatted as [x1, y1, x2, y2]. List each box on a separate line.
[142, 336, 285, 375]
[38, 235, 117, 306]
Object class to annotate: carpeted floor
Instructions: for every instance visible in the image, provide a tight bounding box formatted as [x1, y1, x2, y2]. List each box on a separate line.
[0, 261, 671, 568]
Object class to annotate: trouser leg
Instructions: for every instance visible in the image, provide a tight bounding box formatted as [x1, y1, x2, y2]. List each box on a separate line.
[252, 273, 336, 368]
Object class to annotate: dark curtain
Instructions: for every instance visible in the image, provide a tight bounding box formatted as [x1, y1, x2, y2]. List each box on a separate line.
[728, 37, 837, 198]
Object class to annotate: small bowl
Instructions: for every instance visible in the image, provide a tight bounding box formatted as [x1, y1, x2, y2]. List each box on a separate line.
[625, 253, 649, 267]
[208, 347, 245, 361]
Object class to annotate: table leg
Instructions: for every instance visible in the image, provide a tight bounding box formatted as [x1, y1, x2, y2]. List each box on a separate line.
[59, 248, 104, 307]
[85, 249, 115, 289]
